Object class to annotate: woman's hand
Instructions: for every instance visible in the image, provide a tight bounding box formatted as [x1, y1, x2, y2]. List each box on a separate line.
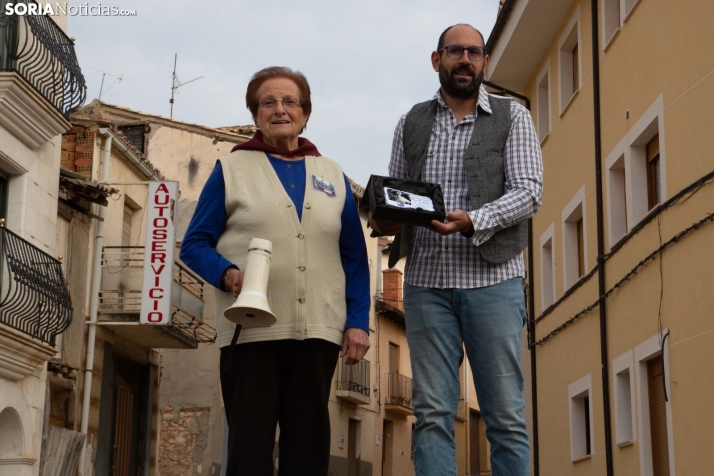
[225, 268, 245, 297]
[341, 328, 370, 365]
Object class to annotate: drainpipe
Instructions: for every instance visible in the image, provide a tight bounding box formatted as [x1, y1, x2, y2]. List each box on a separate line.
[483, 80, 539, 476]
[78, 131, 112, 476]
[375, 243, 384, 299]
[98, 128, 159, 180]
[590, 1, 615, 474]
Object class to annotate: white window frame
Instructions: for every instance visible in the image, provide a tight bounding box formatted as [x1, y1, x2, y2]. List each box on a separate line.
[606, 154, 627, 244]
[539, 223, 556, 311]
[568, 373, 594, 461]
[562, 186, 588, 289]
[558, 7, 581, 115]
[634, 331, 676, 476]
[536, 60, 551, 144]
[604, 95, 666, 247]
[613, 350, 637, 446]
[622, 0, 641, 23]
[602, 0, 621, 50]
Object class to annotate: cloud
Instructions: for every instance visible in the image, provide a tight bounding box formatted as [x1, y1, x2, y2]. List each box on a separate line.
[69, 0, 498, 185]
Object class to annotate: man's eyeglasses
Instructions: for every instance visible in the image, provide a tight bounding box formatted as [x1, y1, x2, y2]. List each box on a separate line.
[258, 96, 302, 110]
[439, 44, 487, 62]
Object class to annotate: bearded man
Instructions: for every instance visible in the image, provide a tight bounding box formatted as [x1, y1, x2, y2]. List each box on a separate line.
[370, 24, 543, 475]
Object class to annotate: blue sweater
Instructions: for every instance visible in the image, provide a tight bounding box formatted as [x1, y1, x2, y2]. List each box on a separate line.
[179, 155, 370, 333]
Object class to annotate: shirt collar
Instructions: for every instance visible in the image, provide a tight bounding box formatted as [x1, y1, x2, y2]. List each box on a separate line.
[433, 84, 492, 115]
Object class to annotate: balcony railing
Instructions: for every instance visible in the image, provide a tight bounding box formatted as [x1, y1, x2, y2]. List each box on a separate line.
[0, 221, 72, 345]
[385, 372, 413, 412]
[0, 1, 86, 118]
[98, 246, 215, 347]
[336, 356, 371, 404]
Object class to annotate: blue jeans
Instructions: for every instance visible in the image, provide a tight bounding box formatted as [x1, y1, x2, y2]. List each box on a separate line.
[403, 278, 530, 476]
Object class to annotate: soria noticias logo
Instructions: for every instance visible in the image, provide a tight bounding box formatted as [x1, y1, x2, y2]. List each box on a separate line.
[4, 2, 137, 16]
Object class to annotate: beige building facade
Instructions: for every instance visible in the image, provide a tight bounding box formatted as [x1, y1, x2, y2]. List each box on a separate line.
[0, 9, 85, 476]
[487, 0, 714, 474]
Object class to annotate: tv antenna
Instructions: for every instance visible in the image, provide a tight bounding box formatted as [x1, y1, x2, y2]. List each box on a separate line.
[170, 53, 204, 118]
[90, 67, 123, 100]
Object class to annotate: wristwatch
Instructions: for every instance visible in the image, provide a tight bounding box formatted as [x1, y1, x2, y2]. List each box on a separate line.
[221, 267, 234, 290]
[460, 220, 475, 239]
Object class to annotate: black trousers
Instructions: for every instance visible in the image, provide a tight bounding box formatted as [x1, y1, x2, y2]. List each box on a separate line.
[220, 339, 340, 476]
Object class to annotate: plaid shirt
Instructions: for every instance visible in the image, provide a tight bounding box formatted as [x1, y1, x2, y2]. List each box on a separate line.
[388, 86, 543, 289]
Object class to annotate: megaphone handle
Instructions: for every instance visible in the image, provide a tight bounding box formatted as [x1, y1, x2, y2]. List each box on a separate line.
[226, 324, 243, 376]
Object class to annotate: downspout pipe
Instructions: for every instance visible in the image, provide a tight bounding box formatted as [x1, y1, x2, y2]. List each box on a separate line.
[484, 79, 540, 476]
[590, 1, 615, 475]
[78, 131, 113, 476]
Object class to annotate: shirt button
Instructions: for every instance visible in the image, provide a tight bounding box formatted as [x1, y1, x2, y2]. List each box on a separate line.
[299, 297, 305, 303]
[446, 201, 450, 205]
[448, 180, 452, 183]
[298, 234, 305, 239]
[287, 164, 292, 168]
[445, 246, 449, 250]
[290, 184, 295, 188]
[305, 203, 311, 209]
[299, 266, 306, 271]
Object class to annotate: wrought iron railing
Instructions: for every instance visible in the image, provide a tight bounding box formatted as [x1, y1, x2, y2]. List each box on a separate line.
[0, 1, 86, 118]
[99, 246, 204, 313]
[0, 220, 72, 345]
[385, 372, 413, 409]
[98, 246, 215, 344]
[336, 356, 370, 397]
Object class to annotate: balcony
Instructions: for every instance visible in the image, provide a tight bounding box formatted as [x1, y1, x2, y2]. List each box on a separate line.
[335, 356, 371, 405]
[0, 221, 72, 380]
[385, 372, 414, 416]
[0, 2, 86, 147]
[98, 246, 216, 350]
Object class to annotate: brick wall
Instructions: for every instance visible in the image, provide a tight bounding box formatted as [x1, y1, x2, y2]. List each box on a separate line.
[61, 126, 95, 179]
[382, 268, 403, 311]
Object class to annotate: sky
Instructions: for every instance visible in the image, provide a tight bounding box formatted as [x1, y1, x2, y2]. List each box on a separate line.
[68, 0, 499, 187]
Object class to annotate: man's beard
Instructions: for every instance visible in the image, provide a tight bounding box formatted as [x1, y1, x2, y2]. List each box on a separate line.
[439, 63, 484, 100]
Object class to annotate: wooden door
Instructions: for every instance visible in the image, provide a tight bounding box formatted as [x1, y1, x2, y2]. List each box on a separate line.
[112, 383, 134, 476]
[382, 420, 393, 476]
[648, 357, 670, 476]
[470, 411, 481, 475]
[348, 419, 357, 476]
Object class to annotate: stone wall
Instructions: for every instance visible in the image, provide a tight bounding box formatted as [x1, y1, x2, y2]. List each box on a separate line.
[159, 406, 212, 476]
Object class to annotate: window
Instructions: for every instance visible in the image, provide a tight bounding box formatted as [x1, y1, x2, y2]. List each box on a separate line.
[537, 62, 551, 142]
[603, 0, 621, 48]
[646, 135, 661, 210]
[576, 218, 585, 278]
[118, 124, 146, 155]
[607, 155, 627, 243]
[569, 374, 594, 461]
[540, 223, 556, 310]
[562, 186, 587, 289]
[613, 350, 636, 446]
[389, 342, 399, 374]
[604, 96, 665, 244]
[635, 332, 674, 476]
[0, 172, 7, 221]
[558, 9, 580, 114]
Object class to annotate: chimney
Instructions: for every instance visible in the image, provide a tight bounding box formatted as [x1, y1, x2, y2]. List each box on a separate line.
[382, 268, 403, 311]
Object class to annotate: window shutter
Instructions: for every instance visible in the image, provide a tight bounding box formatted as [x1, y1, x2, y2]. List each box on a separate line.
[577, 218, 585, 277]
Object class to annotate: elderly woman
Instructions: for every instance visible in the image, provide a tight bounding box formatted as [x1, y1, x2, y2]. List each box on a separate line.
[179, 67, 370, 476]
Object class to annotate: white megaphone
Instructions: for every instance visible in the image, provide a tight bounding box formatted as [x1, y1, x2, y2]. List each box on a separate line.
[224, 238, 277, 328]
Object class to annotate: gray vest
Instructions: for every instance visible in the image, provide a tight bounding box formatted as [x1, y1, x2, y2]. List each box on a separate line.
[388, 94, 528, 268]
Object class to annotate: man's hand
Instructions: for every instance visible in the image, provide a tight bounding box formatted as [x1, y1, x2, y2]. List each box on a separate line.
[431, 210, 473, 236]
[341, 328, 370, 365]
[368, 213, 403, 237]
[225, 268, 245, 297]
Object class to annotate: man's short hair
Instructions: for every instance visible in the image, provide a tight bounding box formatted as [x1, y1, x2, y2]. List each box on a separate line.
[437, 24, 486, 52]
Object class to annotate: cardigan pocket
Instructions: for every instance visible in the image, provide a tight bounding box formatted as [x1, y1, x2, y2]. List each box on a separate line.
[325, 288, 347, 331]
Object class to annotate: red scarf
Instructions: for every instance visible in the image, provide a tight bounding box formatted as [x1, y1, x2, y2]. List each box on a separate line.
[231, 130, 320, 158]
